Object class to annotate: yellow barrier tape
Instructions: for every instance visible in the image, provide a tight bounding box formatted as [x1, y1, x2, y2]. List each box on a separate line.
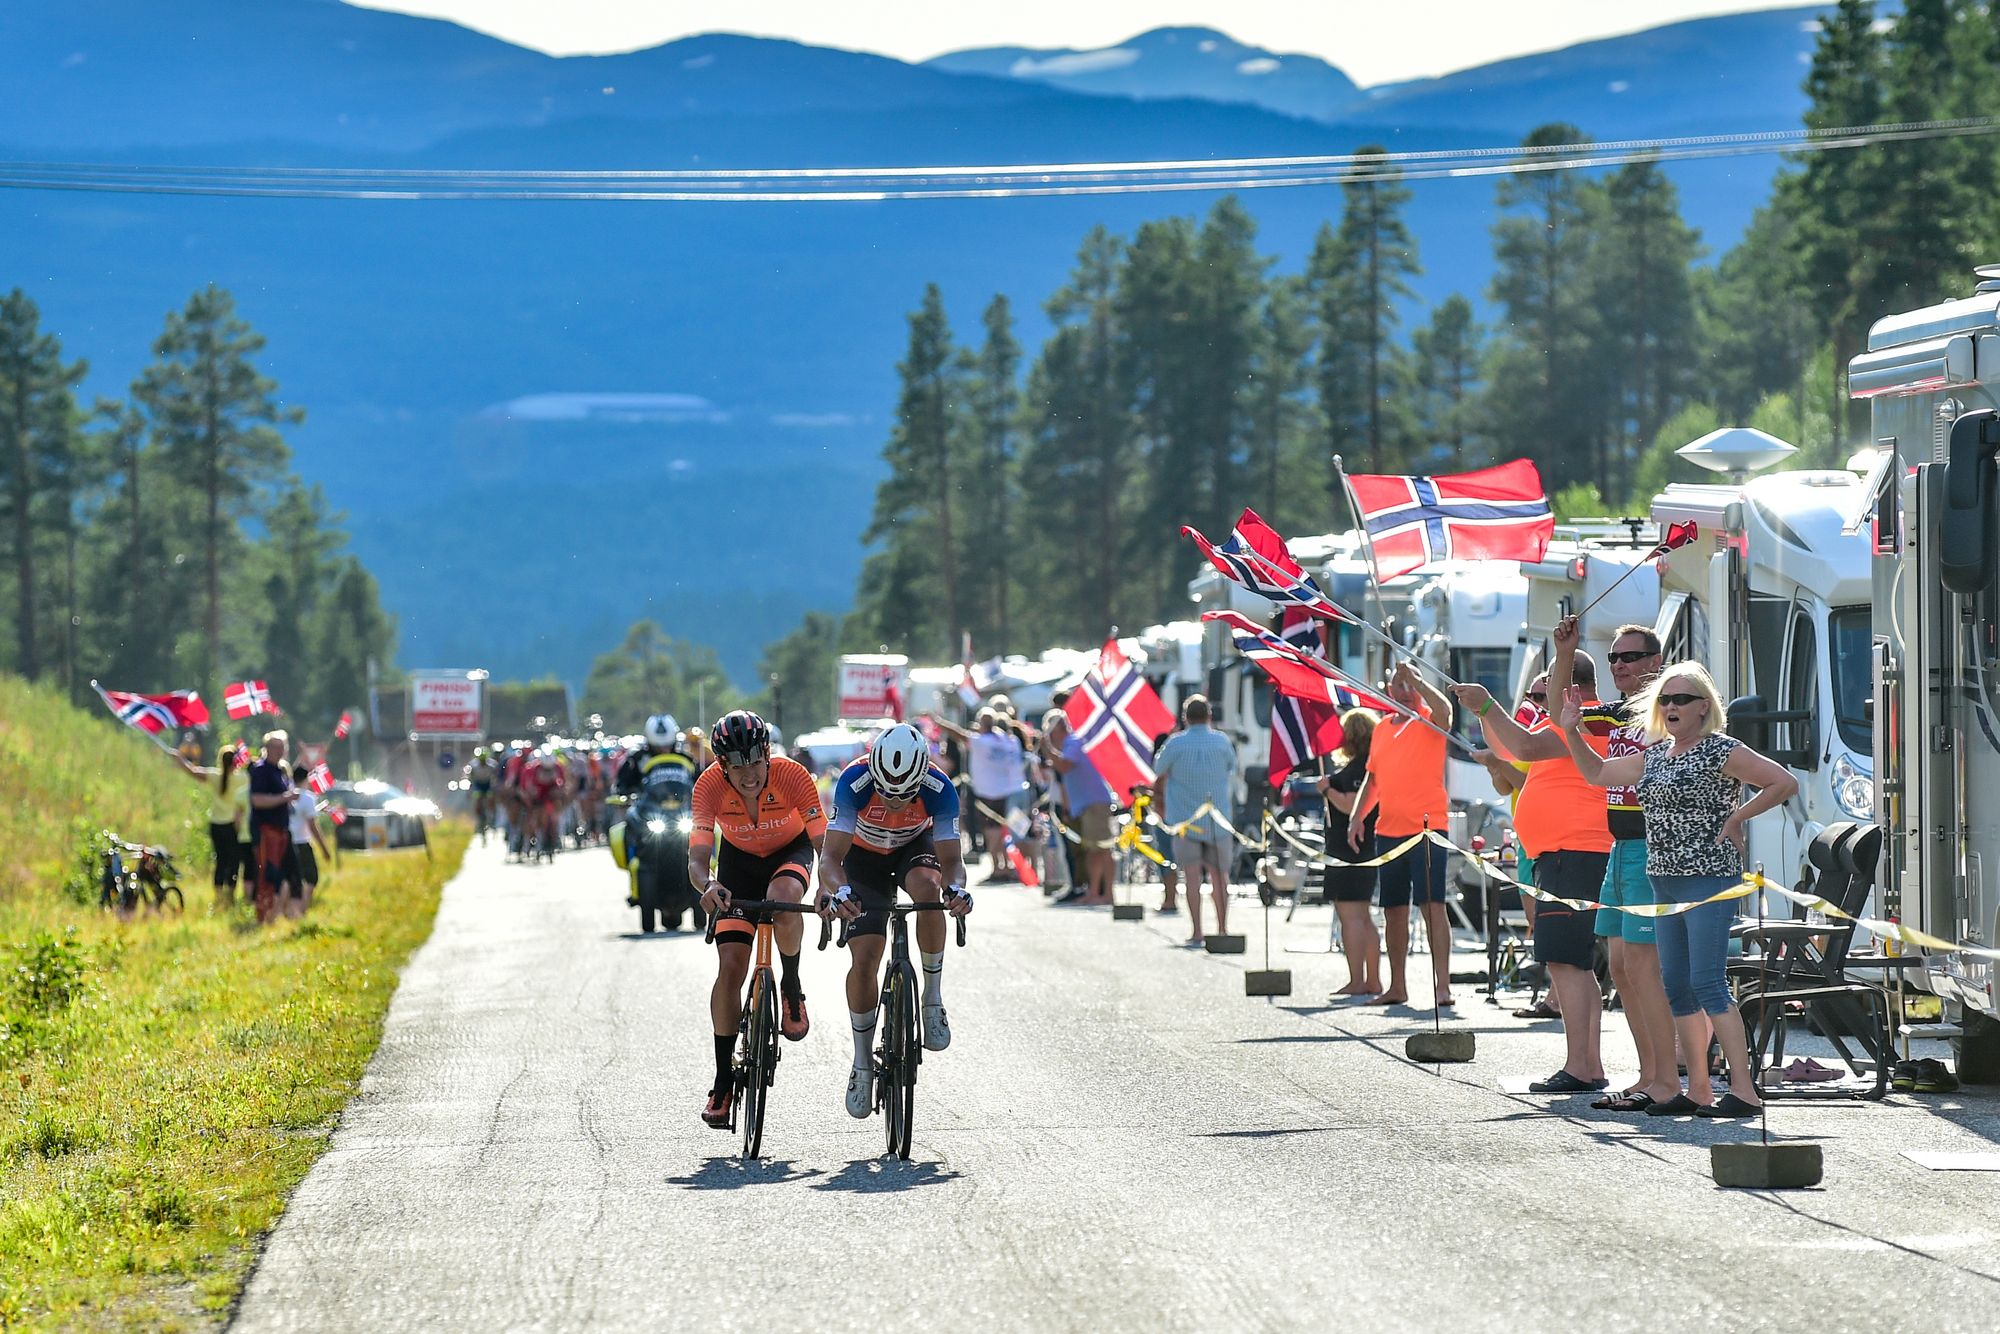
[1755, 877, 2000, 962]
[1449, 836, 1759, 916]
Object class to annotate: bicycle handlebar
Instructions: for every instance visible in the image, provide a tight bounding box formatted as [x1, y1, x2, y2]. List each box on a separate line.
[835, 901, 969, 951]
[702, 898, 834, 951]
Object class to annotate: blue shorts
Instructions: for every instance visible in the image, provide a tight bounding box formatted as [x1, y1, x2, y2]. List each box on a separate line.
[1376, 832, 1448, 909]
[1593, 839, 1656, 944]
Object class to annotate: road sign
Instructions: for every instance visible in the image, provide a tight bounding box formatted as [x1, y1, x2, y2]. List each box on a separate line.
[410, 671, 487, 740]
[836, 655, 908, 724]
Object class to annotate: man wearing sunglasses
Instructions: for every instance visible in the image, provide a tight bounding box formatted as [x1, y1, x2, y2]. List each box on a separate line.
[1450, 646, 1614, 1094]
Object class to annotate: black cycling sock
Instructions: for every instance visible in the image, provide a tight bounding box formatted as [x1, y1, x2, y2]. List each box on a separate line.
[713, 1034, 734, 1093]
[780, 951, 803, 998]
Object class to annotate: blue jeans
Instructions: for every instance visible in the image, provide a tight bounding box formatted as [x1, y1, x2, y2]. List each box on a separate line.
[1652, 873, 1738, 1017]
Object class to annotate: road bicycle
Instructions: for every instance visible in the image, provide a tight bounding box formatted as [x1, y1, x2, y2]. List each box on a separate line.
[837, 901, 967, 1161]
[705, 899, 830, 1160]
[97, 832, 184, 915]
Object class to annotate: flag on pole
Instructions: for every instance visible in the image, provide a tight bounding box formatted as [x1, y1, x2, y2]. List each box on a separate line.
[1266, 607, 1347, 788]
[306, 763, 335, 795]
[333, 711, 353, 740]
[1202, 611, 1402, 716]
[1343, 459, 1555, 581]
[1062, 636, 1175, 802]
[91, 682, 210, 736]
[326, 804, 348, 826]
[1182, 508, 1354, 623]
[223, 680, 278, 720]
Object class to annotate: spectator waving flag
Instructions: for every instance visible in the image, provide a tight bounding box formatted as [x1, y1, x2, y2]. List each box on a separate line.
[1062, 636, 1175, 802]
[223, 680, 278, 720]
[306, 763, 336, 795]
[1343, 459, 1555, 582]
[1201, 611, 1402, 716]
[333, 711, 353, 740]
[1182, 508, 1354, 623]
[1266, 608, 1347, 789]
[90, 681, 210, 737]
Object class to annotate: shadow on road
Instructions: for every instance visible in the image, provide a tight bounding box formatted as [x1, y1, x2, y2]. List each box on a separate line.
[1193, 1125, 1365, 1140]
[609, 930, 698, 942]
[810, 1158, 962, 1193]
[667, 1157, 826, 1189]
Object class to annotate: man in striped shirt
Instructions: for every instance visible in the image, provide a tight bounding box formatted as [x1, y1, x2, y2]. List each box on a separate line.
[1153, 695, 1238, 946]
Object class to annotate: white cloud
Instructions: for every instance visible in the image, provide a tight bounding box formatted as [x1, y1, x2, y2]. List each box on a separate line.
[1010, 48, 1140, 77]
[1607, 79, 1629, 93]
[1236, 56, 1280, 76]
[478, 392, 728, 423]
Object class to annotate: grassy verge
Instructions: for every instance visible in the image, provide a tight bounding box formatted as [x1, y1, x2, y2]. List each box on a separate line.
[0, 678, 468, 1329]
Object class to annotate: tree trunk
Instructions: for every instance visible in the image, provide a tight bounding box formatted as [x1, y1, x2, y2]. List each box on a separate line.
[9, 383, 36, 680]
[204, 397, 221, 687]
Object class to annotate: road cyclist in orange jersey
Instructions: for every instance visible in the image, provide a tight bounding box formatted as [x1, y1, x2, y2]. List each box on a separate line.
[815, 723, 973, 1119]
[690, 709, 829, 1129]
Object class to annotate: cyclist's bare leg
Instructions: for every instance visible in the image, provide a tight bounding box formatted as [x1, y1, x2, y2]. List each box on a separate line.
[905, 866, 947, 955]
[845, 935, 886, 1014]
[712, 940, 750, 1035]
[767, 871, 807, 957]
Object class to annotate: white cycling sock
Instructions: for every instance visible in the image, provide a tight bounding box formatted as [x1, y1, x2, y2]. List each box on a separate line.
[849, 1008, 877, 1069]
[922, 950, 945, 1005]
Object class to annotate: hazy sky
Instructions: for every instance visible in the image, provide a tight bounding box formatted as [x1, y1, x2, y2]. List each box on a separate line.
[348, 1, 1801, 86]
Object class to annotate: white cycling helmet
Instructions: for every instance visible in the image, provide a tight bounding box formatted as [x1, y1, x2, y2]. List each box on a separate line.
[643, 713, 679, 750]
[867, 723, 929, 799]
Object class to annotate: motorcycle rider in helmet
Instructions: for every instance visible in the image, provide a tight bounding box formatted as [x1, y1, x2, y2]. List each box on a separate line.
[614, 714, 698, 906]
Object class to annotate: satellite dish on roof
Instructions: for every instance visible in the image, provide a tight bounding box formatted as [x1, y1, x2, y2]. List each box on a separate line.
[1676, 427, 1797, 480]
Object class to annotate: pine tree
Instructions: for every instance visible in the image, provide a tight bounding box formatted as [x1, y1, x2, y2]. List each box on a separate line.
[1309, 147, 1421, 490]
[311, 557, 394, 767]
[1695, 203, 1808, 421]
[0, 291, 87, 681]
[961, 295, 1021, 654]
[1868, 0, 1977, 312]
[754, 611, 843, 735]
[133, 285, 301, 692]
[1410, 295, 1488, 472]
[1115, 214, 1202, 617]
[1244, 274, 1322, 533]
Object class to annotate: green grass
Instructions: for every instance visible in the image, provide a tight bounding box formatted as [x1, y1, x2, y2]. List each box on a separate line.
[0, 677, 467, 1329]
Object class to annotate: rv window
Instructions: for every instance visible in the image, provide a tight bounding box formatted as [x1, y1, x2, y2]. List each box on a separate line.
[1252, 675, 1273, 729]
[1828, 607, 1873, 754]
[1784, 611, 1817, 759]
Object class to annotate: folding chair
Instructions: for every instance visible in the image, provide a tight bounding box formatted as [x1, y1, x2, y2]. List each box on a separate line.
[1730, 822, 1894, 1100]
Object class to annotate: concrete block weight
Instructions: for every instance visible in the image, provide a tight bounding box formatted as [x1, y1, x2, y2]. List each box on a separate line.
[1405, 1031, 1476, 1063]
[1204, 934, 1247, 954]
[1245, 969, 1293, 997]
[1111, 903, 1145, 921]
[1711, 1142, 1823, 1189]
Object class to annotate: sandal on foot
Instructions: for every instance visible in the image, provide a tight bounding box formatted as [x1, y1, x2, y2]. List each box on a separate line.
[1606, 1092, 1657, 1112]
[1512, 1000, 1561, 1021]
[1695, 1093, 1763, 1118]
[1528, 1070, 1606, 1094]
[1644, 1094, 1703, 1117]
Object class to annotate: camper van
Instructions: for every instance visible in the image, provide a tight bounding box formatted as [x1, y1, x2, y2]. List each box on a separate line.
[1514, 522, 1663, 693]
[1849, 265, 2000, 1062]
[1650, 464, 1875, 908]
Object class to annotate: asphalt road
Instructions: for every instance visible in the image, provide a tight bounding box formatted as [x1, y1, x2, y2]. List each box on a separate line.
[233, 842, 2000, 1332]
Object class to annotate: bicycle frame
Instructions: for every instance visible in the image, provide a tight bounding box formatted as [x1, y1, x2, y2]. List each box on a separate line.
[837, 901, 966, 1160]
[705, 898, 829, 1160]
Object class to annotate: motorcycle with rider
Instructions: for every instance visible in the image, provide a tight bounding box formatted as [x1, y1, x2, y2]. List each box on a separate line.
[608, 713, 704, 932]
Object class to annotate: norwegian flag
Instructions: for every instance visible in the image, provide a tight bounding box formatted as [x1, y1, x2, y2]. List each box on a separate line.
[231, 741, 252, 769]
[1203, 611, 1403, 718]
[91, 682, 209, 735]
[326, 804, 348, 826]
[1344, 459, 1555, 581]
[333, 711, 353, 740]
[306, 763, 335, 795]
[1062, 637, 1175, 802]
[223, 680, 278, 720]
[1266, 608, 1347, 788]
[1182, 508, 1353, 623]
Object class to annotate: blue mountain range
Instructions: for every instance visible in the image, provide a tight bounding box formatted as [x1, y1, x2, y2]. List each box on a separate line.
[0, 1, 1831, 685]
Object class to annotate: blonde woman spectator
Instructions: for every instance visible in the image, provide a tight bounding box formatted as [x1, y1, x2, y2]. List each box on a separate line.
[179, 740, 249, 910]
[1557, 664, 1798, 1118]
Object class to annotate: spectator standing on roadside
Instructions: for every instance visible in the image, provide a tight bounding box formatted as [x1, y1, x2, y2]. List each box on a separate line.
[947, 708, 1030, 883]
[1041, 709, 1114, 907]
[1348, 662, 1456, 1009]
[1147, 721, 1184, 914]
[1558, 666, 1798, 1117]
[1152, 695, 1237, 947]
[289, 763, 335, 915]
[1453, 652, 1615, 1096]
[177, 739, 247, 911]
[1316, 709, 1381, 997]
[245, 730, 299, 925]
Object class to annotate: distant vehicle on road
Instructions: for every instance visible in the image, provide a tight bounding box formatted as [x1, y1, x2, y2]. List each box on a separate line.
[329, 780, 438, 852]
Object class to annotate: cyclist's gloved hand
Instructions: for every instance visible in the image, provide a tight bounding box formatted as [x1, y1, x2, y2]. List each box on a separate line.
[944, 885, 974, 917]
[825, 885, 862, 921]
[699, 879, 731, 914]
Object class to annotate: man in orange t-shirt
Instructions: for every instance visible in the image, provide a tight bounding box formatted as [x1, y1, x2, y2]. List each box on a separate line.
[1452, 649, 1615, 1096]
[1349, 661, 1455, 1009]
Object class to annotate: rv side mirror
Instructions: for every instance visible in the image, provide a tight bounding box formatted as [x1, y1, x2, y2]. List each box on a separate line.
[1726, 695, 1772, 752]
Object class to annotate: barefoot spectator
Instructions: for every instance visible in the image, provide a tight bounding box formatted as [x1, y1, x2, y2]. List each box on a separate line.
[1454, 652, 1614, 1096]
[1315, 708, 1381, 997]
[1348, 662, 1456, 1009]
[290, 763, 334, 914]
[178, 740, 247, 910]
[1041, 709, 1114, 907]
[245, 729, 298, 925]
[1153, 695, 1236, 947]
[1558, 666, 1798, 1118]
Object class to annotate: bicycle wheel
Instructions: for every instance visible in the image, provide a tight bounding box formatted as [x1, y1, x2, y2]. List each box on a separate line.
[740, 971, 775, 1160]
[153, 881, 185, 915]
[882, 965, 918, 1160]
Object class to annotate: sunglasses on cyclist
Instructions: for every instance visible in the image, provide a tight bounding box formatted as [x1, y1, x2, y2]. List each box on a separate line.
[1657, 692, 1704, 708]
[1608, 649, 1660, 664]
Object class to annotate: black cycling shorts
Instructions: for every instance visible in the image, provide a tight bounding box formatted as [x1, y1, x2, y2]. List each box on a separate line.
[842, 832, 942, 940]
[712, 834, 814, 948]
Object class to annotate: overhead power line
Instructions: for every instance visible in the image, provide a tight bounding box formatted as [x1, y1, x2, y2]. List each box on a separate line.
[0, 116, 1992, 203]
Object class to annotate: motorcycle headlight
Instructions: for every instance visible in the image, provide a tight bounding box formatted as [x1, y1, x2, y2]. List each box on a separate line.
[1831, 751, 1873, 821]
[646, 818, 668, 835]
[676, 816, 694, 835]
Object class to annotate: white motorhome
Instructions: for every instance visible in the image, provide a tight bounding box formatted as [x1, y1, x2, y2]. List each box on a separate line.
[1514, 521, 1663, 695]
[1406, 562, 1528, 812]
[1849, 264, 2000, 1065]
[1650, 455, 1876, 911]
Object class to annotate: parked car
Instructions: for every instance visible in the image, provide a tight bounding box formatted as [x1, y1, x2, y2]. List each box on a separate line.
[328, 780, 439, 852]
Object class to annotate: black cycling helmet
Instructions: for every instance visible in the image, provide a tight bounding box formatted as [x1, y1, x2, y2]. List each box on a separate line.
[710, 710, 771, 765]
